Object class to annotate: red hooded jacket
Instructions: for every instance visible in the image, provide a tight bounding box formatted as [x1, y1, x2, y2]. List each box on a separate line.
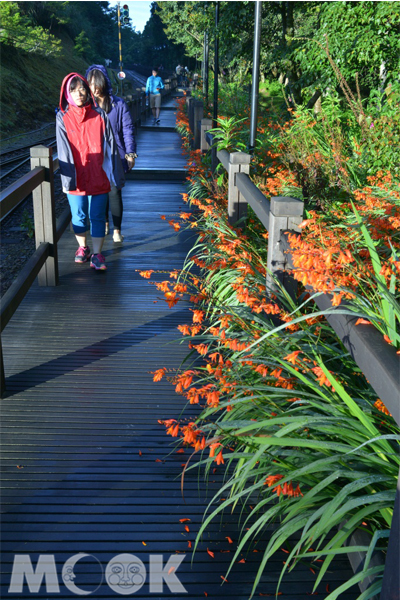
[56, 73, 124, 196]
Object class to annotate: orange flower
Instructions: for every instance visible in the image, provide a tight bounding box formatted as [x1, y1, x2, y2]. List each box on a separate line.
[178, 324, 191, 335]
[264, 474, 283, 487]
[284, 351, 301, 364]
[191, 309, 205, 323]
[209, 442, 222, 458]
[374, 399, 392, 416]
[215, 450, 224, 465]
[152, 368, 166, 382]
[139, 270, 154, 279]
[164, 292, 180, 308]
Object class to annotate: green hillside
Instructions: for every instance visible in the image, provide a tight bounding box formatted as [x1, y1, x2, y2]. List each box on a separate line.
[0, 36, 88, 134]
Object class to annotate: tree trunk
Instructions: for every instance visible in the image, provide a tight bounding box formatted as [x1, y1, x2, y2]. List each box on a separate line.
[286, 1, 294, 37]
[280, 1, 287, 46]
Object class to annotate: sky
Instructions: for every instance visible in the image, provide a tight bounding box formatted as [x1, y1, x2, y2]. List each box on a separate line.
[108, 1, 152, 33]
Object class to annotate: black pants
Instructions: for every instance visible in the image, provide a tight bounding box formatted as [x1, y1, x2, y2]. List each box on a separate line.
[105, 185, 123, 230]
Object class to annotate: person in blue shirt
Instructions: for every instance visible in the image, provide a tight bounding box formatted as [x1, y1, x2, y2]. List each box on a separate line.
[145, 67, 165, 125]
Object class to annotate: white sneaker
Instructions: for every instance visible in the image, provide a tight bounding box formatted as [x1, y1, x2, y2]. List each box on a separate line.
[113, 231, 124, 243]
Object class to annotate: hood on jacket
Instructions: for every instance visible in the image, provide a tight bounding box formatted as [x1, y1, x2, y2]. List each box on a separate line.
[59, 73, 95, 112]
[85, 64, 113, 96]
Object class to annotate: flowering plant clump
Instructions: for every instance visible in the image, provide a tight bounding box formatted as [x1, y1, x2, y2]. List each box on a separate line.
[140, 87, 400, 599]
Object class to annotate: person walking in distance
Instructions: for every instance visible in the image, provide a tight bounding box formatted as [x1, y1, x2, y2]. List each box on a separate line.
[56, 72, 124, 270]
[145, 67, 164, 125]
[86, 64, 137, 243]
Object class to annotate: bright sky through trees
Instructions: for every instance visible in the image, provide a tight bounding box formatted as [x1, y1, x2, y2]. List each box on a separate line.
[108, 1, 152, 32]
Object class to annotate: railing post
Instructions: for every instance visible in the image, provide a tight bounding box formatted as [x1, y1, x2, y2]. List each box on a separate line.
[187, 96, 194, 134]
[193, 100, 204, 150]
[266, 196, 303, 293]
[30, 145, 58, 286]
[227, 152, 251, 225]
[201, 119, 212, 151]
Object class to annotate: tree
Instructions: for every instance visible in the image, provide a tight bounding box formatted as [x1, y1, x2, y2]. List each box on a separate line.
[0, 1, 61, 55]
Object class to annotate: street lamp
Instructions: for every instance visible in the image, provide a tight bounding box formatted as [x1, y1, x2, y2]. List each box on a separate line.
[249, 1, 262, 153]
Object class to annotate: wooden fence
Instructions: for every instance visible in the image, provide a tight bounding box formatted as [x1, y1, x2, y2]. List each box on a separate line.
[187, 98, 399, 600]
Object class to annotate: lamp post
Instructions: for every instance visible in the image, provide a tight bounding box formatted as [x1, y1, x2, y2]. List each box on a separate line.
[249, 1, 262, 153]
[213, 1, 219, 130]
[117, 2, 123, 95]
[211, 1, 219, 172]
[203, 31, 209, 108]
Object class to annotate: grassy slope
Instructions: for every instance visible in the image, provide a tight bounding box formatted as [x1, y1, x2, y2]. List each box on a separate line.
[0, 33, 88, 135]
[0, 33, 137, 138]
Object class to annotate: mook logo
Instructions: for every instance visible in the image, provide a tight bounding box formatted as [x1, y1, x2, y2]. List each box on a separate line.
[8, 553, 187, 595]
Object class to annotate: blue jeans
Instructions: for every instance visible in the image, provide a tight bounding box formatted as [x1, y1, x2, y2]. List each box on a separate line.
[67, 193, 108, 238]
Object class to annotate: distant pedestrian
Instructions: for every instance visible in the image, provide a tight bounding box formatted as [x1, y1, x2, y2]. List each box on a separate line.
[175, 64, 182, 85]
[56, 72, 124, 270]
[145, 67, 165, 125]
[86, 64, 137, 243]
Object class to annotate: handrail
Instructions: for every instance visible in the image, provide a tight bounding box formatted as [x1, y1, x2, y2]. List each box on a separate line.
[216, 148, 229, 171]
[236, 171, 270, 229]
[0, 166, 45, 221]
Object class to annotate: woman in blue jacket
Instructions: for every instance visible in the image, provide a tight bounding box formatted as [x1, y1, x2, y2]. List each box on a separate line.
[85, 65, 137, 243]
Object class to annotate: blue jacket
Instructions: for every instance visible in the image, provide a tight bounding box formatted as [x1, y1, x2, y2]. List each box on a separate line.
[145, 75, 164, 95]
[85, 65, 136, 173]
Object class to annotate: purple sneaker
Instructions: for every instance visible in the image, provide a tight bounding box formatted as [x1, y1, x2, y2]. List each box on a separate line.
[90, 253, 107, 271]
[75, 246, 90, 263]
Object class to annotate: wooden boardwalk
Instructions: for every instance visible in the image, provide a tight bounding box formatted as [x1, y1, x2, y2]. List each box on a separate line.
[1, 96, 359, 599]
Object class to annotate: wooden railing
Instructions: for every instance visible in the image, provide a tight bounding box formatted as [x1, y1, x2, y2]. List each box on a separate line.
[188, 109, 399, 600]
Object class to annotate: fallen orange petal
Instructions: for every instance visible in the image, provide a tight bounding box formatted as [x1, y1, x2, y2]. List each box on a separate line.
[168, 566, 175, 575]
[142, 541, 147, 546]
[207, 549, 215, 558]
[226, 537, 233, 544]
[220, 576, 228, 583]
[185, 525, 190, 532]
[179, 518, 191, 523]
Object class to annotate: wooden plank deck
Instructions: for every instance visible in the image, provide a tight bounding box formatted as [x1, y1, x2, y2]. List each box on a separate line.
[0, 95, 359, 599]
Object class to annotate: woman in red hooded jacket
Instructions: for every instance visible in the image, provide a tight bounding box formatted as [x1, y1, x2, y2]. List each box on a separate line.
[56, 73, 124, 270]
